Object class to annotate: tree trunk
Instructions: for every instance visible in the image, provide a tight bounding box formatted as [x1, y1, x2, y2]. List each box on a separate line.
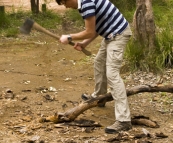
[30, 0, 39, 14]
[0, 6, 5, 14]
[0, 6, 5, 26]
[40, 84, 173, 123]
[133, 0, 155, 51]
[42, 4, 46, 13]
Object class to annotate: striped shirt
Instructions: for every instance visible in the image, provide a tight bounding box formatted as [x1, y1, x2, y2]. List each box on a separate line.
[78, 0, 128, 38]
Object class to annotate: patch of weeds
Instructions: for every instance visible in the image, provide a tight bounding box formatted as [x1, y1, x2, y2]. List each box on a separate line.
[0, 10, 62, 37]
[124, 38, 144, 71]
[124, 28, 173, 72]
[158, 92, 173, 105]
[0, 11, 29, 37]
[112, 0, 136, 22]
[160, 92, 167, 97]
[0, 13, 10, 28]
[155, 27, 173, 69]
[5, 28, 19, 37]
[65, 9, 84, 28]
[30, 10, 62, 29]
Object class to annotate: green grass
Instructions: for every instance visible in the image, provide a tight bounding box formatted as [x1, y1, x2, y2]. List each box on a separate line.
[111, 0, 136, 23]
[29, 10, 62, 28]
[0, 9, 83, 37]
[0, 10, 62, 37]
[64, 9, 84, 27]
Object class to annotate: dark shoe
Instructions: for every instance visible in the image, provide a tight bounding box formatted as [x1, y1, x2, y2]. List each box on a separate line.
[105, 121, 132, 134]
[81, 93, 106, 107]
[81, 93, 93, 101]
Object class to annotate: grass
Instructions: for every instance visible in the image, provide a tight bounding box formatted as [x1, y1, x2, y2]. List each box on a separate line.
[112, 0, 136, 23]
[0, 10, 62, 37]
[65, 9, 84, 27]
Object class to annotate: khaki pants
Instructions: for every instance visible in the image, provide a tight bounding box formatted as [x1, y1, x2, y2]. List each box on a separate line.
[93, 25, 132, 122]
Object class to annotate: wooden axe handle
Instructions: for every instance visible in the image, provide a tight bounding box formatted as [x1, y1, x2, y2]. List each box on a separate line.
[33, 22, 91, 56]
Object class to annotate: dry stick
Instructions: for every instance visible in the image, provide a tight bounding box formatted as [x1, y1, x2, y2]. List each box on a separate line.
[41, 84, 173, 123]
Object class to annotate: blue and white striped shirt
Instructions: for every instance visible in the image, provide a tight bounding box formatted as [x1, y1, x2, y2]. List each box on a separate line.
[78, 0, 128, 38]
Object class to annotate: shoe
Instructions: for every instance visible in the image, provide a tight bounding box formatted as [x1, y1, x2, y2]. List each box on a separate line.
[105, 121, 132, 134]
[81, 93, 106, 107]
[81, 93, 93, 101]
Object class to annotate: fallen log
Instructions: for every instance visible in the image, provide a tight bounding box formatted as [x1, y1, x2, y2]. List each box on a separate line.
[40, 84, 173, 123]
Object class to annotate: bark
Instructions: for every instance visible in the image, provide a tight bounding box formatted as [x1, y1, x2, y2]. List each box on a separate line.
[0, 6, 5, 14]
[0, 6, 5, 26]
[133, 0, 155, 51]
[42, 4, 46, 13]
[30, 0, 39, 14]
[40, 84, 173, 123]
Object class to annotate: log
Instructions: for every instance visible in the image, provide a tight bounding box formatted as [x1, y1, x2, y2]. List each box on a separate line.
[0, 6, 5, 26]
[0, 6, 5, 14]
[42, 4, 46, 13]
[40, 84, 173, 123]
[31, 0, 39, 14]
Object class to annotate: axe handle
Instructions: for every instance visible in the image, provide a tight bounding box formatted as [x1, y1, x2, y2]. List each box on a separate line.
[33, 22, 91, 56]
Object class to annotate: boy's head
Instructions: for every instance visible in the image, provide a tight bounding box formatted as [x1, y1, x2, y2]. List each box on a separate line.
[56, 0, 63, 5]
[55, 0, 78, 9]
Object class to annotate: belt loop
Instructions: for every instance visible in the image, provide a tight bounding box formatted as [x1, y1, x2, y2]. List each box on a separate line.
[106, 33, 116, 42]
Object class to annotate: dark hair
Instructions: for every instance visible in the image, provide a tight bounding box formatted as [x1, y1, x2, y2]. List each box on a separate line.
[56, 0, 62, 5]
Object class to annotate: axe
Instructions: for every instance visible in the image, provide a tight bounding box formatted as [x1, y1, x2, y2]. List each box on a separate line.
[20, 18, 91, 56]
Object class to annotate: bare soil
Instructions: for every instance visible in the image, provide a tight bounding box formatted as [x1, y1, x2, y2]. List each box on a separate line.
[0, 25, 173, 143]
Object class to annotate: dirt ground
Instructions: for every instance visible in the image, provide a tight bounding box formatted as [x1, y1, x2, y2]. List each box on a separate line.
[0, 22, 173, 143]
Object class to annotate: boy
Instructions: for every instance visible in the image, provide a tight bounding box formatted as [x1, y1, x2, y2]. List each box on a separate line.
[56, 0, 132, 134]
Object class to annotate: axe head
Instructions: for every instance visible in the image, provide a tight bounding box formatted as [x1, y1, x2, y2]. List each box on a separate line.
[20, 18, 34, 34]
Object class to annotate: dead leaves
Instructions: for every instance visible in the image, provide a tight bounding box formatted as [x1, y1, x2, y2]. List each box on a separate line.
[104, 116, 166, 142]
[55, 118, 102, 127]
[107, 129, 168, 142]
[41, 115, 168, 142]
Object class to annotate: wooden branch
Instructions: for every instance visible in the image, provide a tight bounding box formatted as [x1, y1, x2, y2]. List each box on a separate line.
[40, 84, 173, 123]
[126, 84, 173, 96]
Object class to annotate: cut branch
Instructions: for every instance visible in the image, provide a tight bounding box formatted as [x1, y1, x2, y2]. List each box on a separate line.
[40, 84, 173, 123]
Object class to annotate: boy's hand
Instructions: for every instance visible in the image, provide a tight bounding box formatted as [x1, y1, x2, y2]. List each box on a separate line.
[74, 42, 85, 51]
[59, 35, 69, 44]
